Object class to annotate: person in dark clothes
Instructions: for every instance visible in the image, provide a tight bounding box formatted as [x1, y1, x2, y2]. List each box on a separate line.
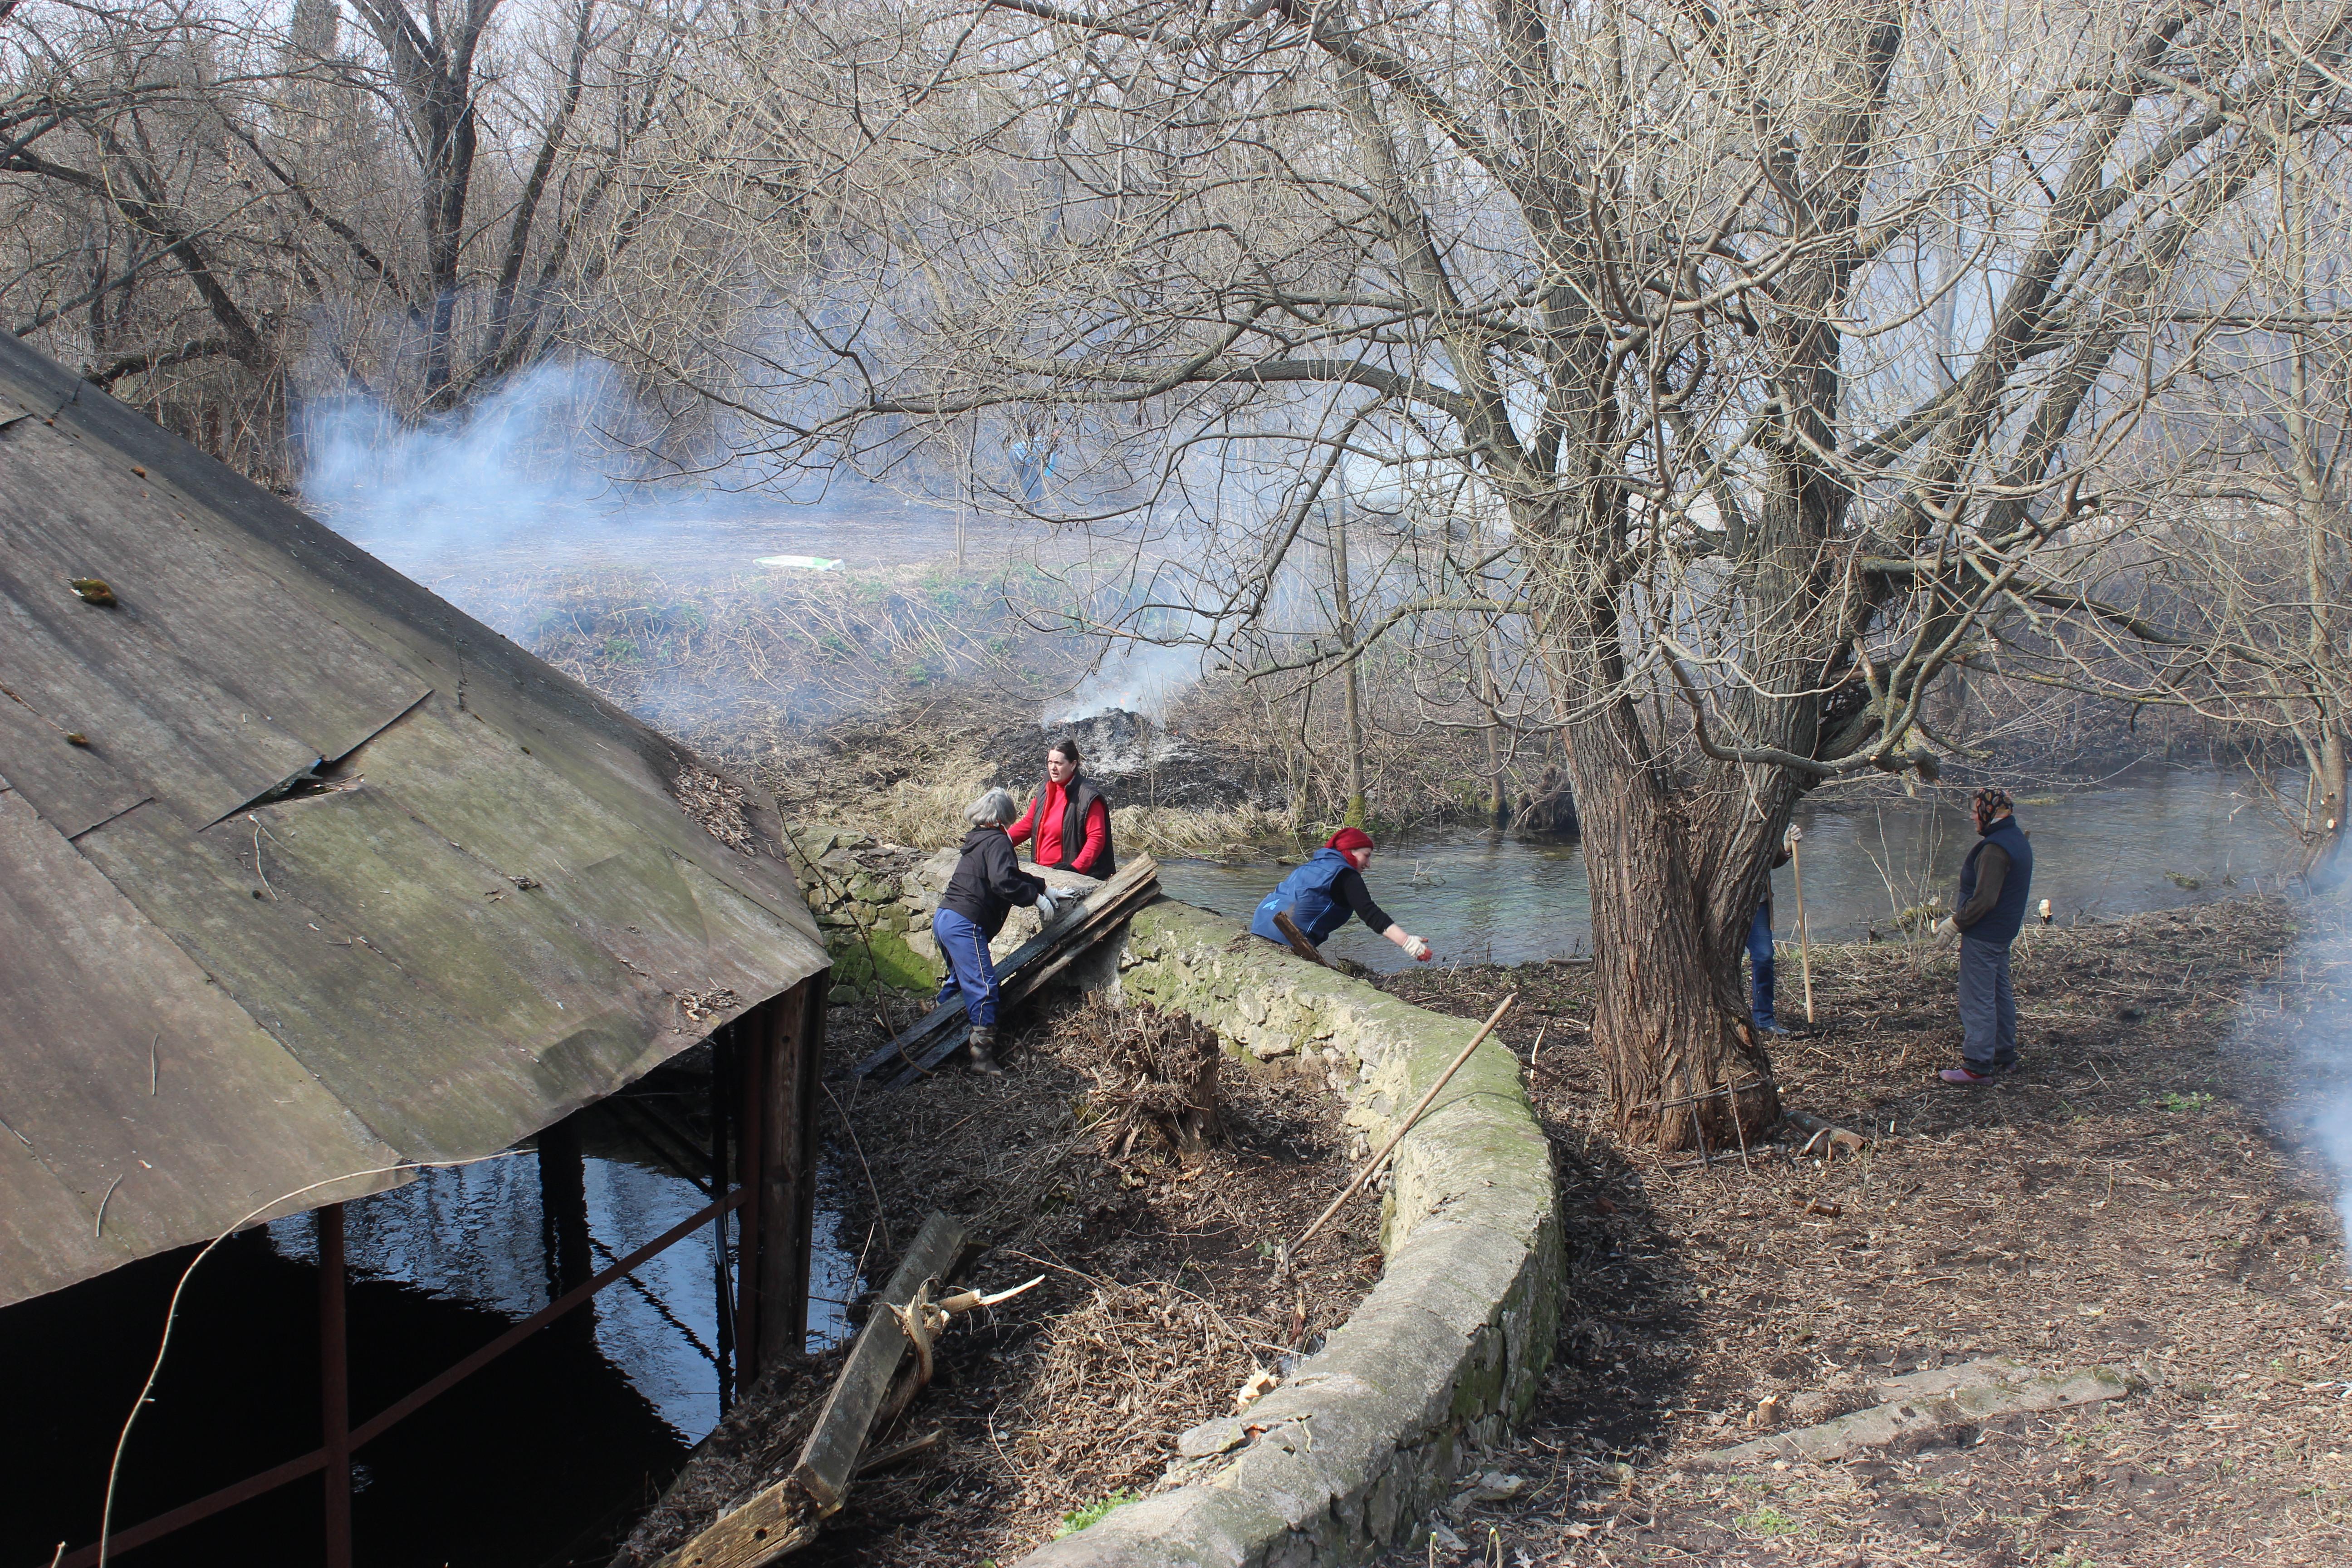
[1008, 735, 1115, 877]
[1934, 786, 2035, 1084]
[1748, 826, 1799, 1034]
[935, 788, 1053, 1075]
[1250, 827, 1433, 963]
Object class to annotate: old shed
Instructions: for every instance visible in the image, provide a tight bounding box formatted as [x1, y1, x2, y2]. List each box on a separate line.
[0, 333, 831, 1563]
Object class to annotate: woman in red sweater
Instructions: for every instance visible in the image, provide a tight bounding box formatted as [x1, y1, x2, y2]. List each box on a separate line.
[1007, 735, 1116, 877]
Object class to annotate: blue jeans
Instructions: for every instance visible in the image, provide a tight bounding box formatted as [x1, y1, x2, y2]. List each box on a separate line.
[1958, 936, 2019, 1068]
[932, 908, 1001, 1027]
[1748, 903, 1776, 1030]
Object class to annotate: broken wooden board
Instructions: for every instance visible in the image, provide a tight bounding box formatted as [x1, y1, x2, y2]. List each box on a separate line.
[1688, 1361, 2130, 1470]
[850, 855, 1159, 1083]
[653, 1213, 965, 1568]
[1784, 1109, 1868, 1158]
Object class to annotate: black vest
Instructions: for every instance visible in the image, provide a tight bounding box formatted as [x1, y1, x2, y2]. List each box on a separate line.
[1028, 774, 1115, 876]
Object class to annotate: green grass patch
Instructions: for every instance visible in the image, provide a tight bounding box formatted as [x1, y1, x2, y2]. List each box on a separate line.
[1056, 1491, 1142, 1538]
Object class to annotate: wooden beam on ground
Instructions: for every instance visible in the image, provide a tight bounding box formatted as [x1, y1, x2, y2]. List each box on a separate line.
[882, 870, 1160, 1088]
[654, 1213, 966, 1568]
[852, 857, 1160, 1083]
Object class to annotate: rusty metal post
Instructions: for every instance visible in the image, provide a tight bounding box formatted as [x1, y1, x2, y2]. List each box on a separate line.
[318, 1203, 353, 1568]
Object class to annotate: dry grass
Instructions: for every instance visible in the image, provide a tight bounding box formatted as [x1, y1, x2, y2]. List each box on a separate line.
[1110, 802, 1301, 861]
[1377, 896, 2352, 1568]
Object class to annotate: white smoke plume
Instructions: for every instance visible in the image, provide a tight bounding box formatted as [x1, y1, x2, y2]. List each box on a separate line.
[2293, 896, 2352, 1262]
[299, 359, 697, 577]
[1044, 640, 1210, 726]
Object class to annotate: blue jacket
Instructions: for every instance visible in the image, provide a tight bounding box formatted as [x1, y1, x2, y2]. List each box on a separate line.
[1957, 815, 2034, 944]
[1251, 848, 1358, 946]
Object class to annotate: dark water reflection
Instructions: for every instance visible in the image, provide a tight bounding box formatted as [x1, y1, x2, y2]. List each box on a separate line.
[1160, 769, 2302, 973]
[0, 1058, 861, 1568]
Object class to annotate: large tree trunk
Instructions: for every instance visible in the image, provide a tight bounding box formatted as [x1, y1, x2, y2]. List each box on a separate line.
[1569, 735, 1782, 1151]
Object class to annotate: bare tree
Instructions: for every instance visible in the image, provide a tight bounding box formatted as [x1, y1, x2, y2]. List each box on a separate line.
[2014, 151, 2352, 884]
[689, 0, 2352, 1146]
[1, 0, 703, 473]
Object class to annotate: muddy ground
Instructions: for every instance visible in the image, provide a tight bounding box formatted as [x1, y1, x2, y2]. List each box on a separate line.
[1374, 897, 2352, 1568]
[612, 994, 1380, 1568]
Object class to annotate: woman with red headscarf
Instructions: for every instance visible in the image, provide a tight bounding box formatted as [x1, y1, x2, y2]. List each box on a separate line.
[1249, 827, 1433, 962]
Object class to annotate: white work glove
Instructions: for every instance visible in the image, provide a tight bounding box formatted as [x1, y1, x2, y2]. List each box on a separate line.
[1932, 914, 1959, 945]
[1785, 824, 1803, 845]
[1403, 934, 1432, 962]
[1035, 893, 1058, 925]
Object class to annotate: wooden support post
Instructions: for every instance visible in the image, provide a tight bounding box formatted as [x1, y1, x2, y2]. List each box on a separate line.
[755, 977, 825, 1368]
[538, 1112, 594, 1342]
[318, 1203, 353, 1568]
[734, 1013, 768, 1387]
[712, 1029, 735, 1411]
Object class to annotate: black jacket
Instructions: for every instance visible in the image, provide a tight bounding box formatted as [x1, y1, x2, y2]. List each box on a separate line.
[941, 827, 1047, 939]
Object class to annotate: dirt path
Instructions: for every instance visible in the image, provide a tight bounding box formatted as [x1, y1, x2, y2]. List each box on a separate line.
[1377, 897, 2352, 1568]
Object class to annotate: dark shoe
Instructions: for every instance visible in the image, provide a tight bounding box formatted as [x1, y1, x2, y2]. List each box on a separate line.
[967, 1025, 1004, 1077]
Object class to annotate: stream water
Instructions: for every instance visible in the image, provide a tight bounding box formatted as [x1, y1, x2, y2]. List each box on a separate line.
[1, 1056, 862, 1568]
[1157, 767, 2303, 974]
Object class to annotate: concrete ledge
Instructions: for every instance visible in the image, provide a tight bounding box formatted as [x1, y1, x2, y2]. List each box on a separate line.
[1015, 899, 1563, 1568]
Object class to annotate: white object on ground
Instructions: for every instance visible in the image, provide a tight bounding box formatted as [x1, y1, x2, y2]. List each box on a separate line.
[755, 554, 844, 570]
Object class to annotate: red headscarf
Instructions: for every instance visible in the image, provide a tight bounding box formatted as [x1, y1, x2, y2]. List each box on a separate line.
[1324, 827, 1374, 859]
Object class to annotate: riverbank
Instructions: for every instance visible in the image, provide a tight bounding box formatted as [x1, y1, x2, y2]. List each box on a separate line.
[1372, 897, 2352, 1566]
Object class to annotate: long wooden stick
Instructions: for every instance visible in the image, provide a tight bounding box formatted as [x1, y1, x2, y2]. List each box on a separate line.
[1790, 838, 1816, 1024]
[1294, 992, 1515, 1252]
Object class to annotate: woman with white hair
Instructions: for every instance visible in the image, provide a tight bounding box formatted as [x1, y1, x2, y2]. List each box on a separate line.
[934, 788, 1053, 1074]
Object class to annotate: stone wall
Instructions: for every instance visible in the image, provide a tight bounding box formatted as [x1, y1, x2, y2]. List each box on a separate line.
[781, 824, 1098, 1004]
[1018, 899, 1564, 1568]
[779, 825, 943, 1003]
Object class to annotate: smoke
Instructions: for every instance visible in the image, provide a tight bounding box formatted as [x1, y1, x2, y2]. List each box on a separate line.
[1044, 640, 1208, 725]
[298, 359, 735, 588]
[2293, 899, 2352, 1262]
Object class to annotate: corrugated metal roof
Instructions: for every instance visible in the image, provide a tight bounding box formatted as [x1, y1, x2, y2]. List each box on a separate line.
[0, 337, 829, 1309]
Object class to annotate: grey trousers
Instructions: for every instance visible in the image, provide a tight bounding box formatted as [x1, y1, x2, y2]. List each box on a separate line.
[1957, 935, 2019, 1067]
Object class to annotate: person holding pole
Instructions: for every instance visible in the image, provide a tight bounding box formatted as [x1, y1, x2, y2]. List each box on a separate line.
[1747, 828, 1798, 1035]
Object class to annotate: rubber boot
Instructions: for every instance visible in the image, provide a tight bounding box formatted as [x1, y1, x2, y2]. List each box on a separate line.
[967, 1024, 1004, 1076]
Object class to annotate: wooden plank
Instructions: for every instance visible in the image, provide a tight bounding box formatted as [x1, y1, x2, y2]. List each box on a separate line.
[0, 787, 404, 1307]
[793, 1210, 965, 1510]
[0, 381, 429, 774]
[0, 534, 325, 828]
[0, 687, 148, 838]
[657, 1212, 965, 1568]
[883, 874, 1159, 1088]
[852, 857, 1160, 1079]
